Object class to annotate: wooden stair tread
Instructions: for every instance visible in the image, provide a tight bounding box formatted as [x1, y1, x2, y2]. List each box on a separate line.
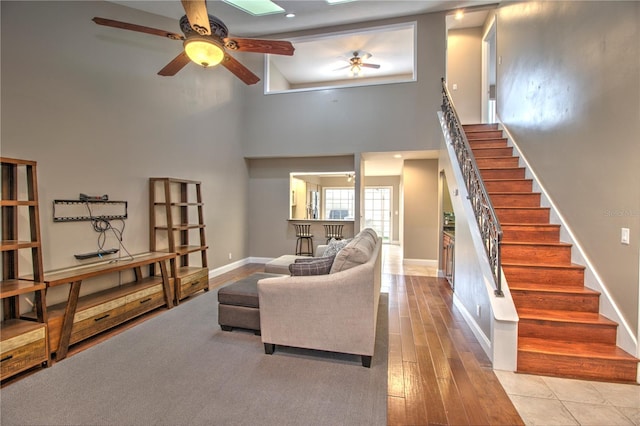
[500, 222, 560, 229]
[501, 241, 572, 248]
[496, 206, 549, 210]
[480, 168, 524, 173]
[484, 178, 532, 182]
[489, 192, 541, 196]
[518, 337, 638, 361]
[509, 282, 600, 295]
[467, 136, 507, 143]
[501, 223, 560, 228]
[471, 146, 510, 150]
[503, 262, 585, 270]
[518, 308, 617, 325]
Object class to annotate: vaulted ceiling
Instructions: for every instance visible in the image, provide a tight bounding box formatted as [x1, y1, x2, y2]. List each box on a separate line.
[108, 1, 495, 175]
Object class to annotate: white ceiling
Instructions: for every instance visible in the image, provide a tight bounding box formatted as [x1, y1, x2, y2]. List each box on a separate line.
[108, 1, 494, 175]
[270, 22, 415, 86]
[110, 1, 495, 37]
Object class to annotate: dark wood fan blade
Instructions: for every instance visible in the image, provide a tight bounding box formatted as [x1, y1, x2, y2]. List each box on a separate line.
[224, 38, 294, 56]
[158, 52, 191, 76]
[362, 63, 381, 69]
[333, 65, 351, 71]
[181, 0, 211, 35]
[221, 54, 260, 85]
[92, 17, 184, 40]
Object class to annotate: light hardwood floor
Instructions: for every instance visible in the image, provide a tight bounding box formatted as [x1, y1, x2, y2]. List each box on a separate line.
[5, 246, 638, 425]
[381, 245, 524, 425]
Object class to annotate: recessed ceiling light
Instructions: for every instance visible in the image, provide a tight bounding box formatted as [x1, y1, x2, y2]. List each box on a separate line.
[454, 10, 464, 20]
[223, 0, 284, 16]
[393, 154, 402, 159]
[285, 12, 296, 18]
[326, 0, 357, 4]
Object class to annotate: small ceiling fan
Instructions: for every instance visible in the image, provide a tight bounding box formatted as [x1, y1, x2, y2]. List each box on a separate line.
[92, 0, 294, 85]
[335, 51, 381, 76]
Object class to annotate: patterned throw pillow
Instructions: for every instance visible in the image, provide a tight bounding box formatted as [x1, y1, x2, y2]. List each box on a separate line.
[289, 255, 336, 276]
[323, 238, 351, 258]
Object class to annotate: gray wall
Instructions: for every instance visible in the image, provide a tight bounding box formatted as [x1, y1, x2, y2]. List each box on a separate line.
[247, 156, 355, 257]
[446, 27, 483, 124]
[497, 1, 640, 335]
[1, 1, 250, 302]
[244, 13, 447, 259]
[403, 160, 440, 261]
[241, 12, 447, 158]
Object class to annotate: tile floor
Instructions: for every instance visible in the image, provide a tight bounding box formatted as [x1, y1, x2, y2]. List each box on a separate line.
[381, 243, 640, 426]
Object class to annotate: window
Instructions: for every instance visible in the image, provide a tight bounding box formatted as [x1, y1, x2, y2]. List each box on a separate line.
[324, 188, 355, 220]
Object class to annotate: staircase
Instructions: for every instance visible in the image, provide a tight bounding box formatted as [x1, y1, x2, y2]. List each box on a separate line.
[463, 123, 638, 383]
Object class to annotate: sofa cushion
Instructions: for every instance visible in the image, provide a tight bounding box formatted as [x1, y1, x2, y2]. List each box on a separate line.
[289, 255, 335, 276]
[322, 238, 351, 258]
[330, 229, 378, 273]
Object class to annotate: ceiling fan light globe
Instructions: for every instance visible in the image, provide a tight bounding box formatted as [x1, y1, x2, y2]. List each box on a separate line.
[184, 37, 224, 67]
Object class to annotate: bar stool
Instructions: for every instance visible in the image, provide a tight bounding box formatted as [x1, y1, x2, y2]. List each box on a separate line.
[323, 224, 344, 243]
[294, 223, 314, 256]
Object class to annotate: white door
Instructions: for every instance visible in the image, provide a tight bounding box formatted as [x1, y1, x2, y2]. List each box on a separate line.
[364, 187, 392, 242]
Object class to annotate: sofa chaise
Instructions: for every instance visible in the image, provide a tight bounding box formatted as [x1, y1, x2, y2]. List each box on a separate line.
[257, 228, 382, 367]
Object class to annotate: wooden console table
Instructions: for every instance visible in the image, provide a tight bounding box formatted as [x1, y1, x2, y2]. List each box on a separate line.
[38, 252, 175, 360]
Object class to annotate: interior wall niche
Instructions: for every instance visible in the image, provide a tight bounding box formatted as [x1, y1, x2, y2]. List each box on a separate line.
[265, 22, 416, 94]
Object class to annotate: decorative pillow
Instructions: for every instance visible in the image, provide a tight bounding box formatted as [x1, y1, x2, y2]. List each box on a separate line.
[289, 255, 336, 276]
[323, 238, 351, 258]
[329, 232, 377, 273]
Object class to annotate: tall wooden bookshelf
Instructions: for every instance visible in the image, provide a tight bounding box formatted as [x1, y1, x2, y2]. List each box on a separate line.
[0, 157, 49, 380]
[149, 178, 209, 303]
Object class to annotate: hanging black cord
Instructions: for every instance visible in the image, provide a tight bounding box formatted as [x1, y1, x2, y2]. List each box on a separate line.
[85, 202, 134, 261]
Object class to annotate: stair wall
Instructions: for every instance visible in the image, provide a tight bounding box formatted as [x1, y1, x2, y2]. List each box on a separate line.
[497, 124, 638, 360]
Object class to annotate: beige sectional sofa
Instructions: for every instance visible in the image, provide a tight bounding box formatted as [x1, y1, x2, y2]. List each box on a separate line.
[257, 228, 382, 367]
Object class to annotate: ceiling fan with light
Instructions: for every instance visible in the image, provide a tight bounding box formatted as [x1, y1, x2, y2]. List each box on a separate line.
[335, 51, 380, 76]
[92, 0, 295, 85]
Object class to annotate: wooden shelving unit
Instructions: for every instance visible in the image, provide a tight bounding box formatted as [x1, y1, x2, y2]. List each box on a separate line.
[149, 177, 209, 303]
[1, 157, 49, 380]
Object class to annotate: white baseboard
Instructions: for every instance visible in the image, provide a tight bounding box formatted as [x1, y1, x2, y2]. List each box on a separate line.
[403, 258, 438, 268]
[453, 292, 492, 356]
[208, 258, 251, 279]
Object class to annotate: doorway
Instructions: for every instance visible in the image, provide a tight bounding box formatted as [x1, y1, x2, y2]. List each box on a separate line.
[364, 187, 392, 242]
[482, 18, 497, 123]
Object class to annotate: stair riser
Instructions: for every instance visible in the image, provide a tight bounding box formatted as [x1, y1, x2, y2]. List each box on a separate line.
[481, 168, 526, 180]
[503, 265, 585, 286]
[489, 193, 541, 207]
[496, 208, 550, 224]
[485, 180, 533, 192]
[476, 157, 520, 168]
[472, 147, 513, 157]
[519, 319, 617, 345]
[463, 124, 499, 131]
[501, 226, 560, 243]
[502, 244, 572, 265]
[511, 291, 600, 312]
[469, 139, 509, 148]
[517, 351, 638, 383]
[466, 130, 503, 139]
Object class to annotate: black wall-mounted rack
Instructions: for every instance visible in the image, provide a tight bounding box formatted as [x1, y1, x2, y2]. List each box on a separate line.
[53, 199, 128, 222]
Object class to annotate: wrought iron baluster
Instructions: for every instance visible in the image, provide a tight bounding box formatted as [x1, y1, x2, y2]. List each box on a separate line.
[440, 78, 503, 297]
